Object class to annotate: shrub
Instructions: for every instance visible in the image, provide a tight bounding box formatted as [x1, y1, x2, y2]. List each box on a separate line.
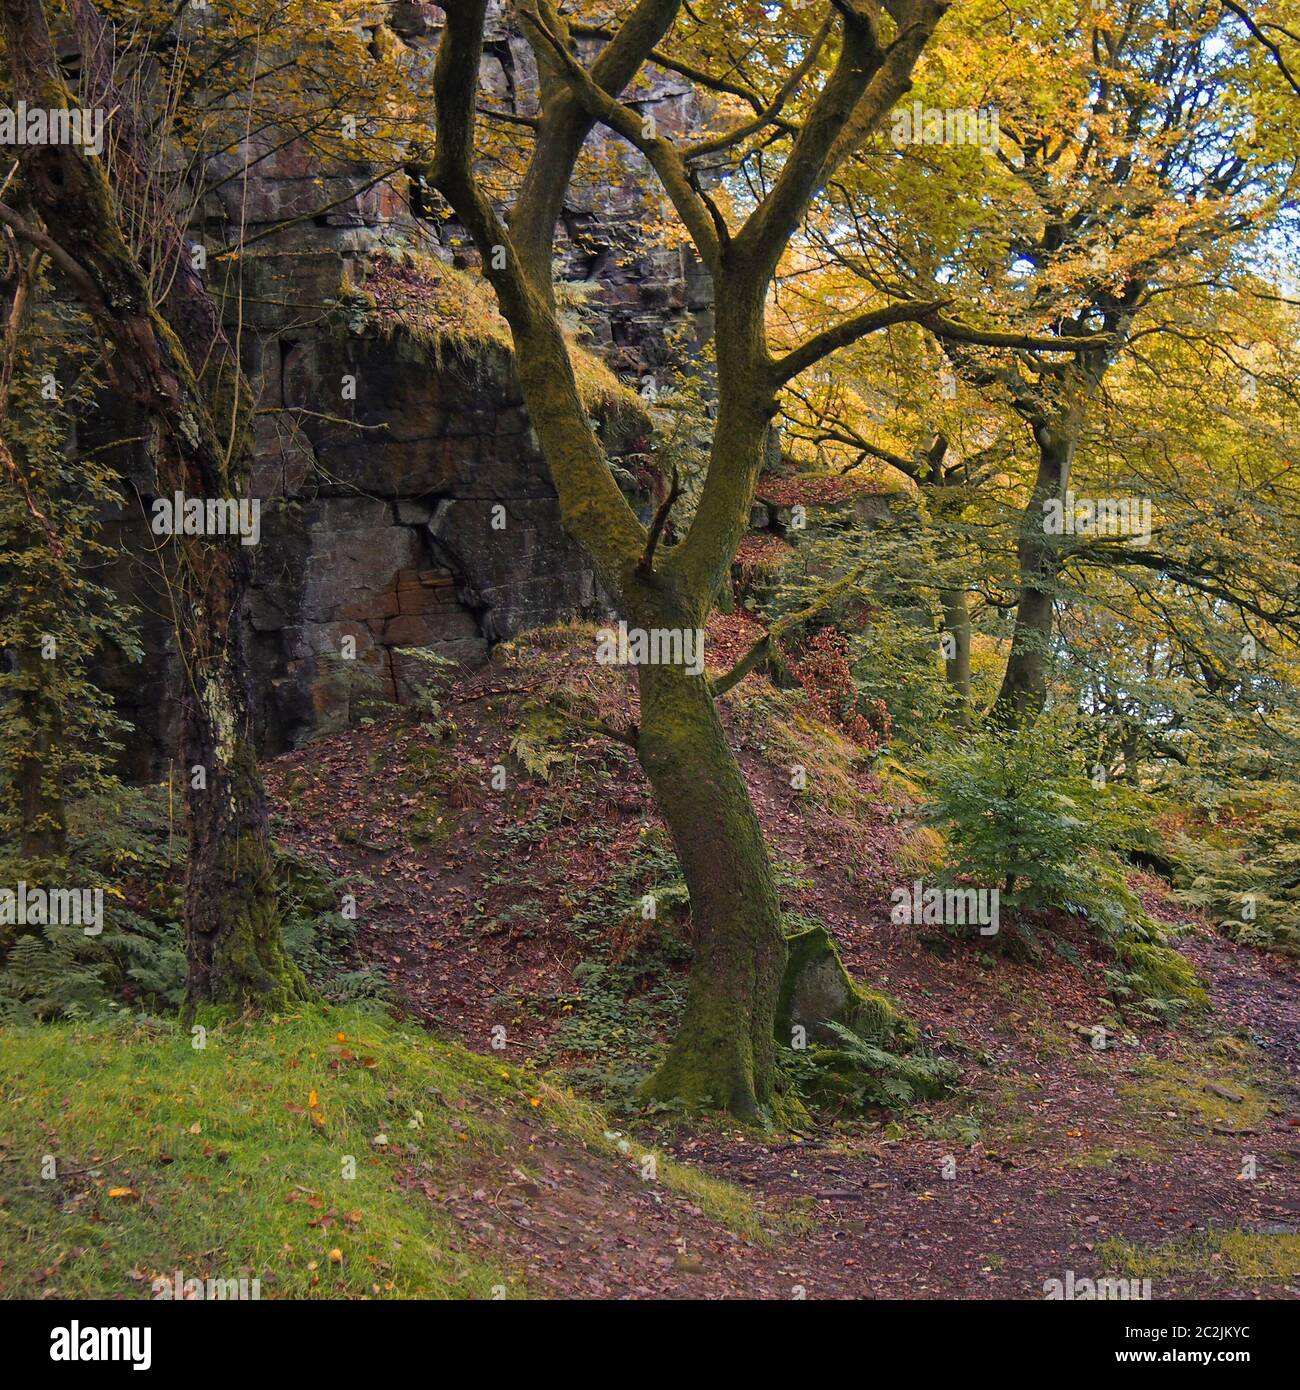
[919, 710, 1153, 939]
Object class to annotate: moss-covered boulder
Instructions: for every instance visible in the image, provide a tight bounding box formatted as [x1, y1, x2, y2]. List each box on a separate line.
[775, 926, 958, 1113]
[776, 924, 918, 1050]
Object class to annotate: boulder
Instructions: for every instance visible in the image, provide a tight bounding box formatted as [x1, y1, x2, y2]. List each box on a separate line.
[776, 924, 918, 1050]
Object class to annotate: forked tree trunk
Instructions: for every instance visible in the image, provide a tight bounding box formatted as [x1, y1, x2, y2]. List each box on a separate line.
[634, 653, 786, 1118]
[424, 0, 946, 1117]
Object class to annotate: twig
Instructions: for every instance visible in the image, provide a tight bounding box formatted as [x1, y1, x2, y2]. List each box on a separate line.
[710, 558, 872, 697]
[638, 458, 681, 577]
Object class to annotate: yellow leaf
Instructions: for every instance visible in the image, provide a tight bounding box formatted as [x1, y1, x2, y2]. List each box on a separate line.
[107, 1187, 136, 1199]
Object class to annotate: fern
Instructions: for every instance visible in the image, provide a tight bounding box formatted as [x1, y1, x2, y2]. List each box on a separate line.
[0, 926, 113, 1023]
[1172, 819, 1300, 957]
[507, 728, 568, 782]
[787, 1019, 959, 1112]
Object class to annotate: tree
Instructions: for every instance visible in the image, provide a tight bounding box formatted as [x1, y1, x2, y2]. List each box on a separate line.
[425, 0, 948, 1116]
[775, 0, 1298, 724]
[0, 0, 298, 1006]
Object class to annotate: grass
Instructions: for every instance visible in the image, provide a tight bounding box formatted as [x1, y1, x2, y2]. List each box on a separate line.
[0, 1005, 767, 1298]
[1100, 1229, 1300, 1287]
[538, 1084, 783, 1240]
[1119, 1044, 1275, 1137]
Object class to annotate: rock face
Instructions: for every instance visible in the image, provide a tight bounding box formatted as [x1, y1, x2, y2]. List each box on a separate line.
[96, 6, 714, 777]
[239, 318, 639, 756]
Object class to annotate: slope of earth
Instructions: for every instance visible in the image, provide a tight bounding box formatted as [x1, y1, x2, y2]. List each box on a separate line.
[264, 626, 1300, 1299]
[0, 1005, 797, 1300]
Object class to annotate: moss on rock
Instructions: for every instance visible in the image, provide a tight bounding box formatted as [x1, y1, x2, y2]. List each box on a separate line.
[773, 924, 956, 1114]
[776, 923, 917, 1049]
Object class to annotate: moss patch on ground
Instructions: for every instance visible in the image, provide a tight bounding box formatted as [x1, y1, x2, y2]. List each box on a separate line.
[0, 1005, 766, 1298]
[1100, 1229, 1300, 1288]
[1119, 1042, 1276, 1138]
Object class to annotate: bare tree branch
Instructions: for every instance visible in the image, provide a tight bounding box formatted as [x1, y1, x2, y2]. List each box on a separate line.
[771, 297, 950, 385]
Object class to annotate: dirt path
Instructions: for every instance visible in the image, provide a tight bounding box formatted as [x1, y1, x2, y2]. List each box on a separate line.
[406, 926, 1300, 1300]
[265, 705, 1299, 1300]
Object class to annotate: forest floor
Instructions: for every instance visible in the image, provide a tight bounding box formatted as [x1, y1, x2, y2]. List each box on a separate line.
[264, 631, 1300, 1300]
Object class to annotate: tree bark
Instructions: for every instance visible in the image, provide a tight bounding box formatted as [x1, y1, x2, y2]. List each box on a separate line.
[632, 282, 788, 1115]
[939, 586, 972, 725]
[991, 425, 1076, 724]
[0, 0, 296, 1007]
[634, 650, 785, 1118]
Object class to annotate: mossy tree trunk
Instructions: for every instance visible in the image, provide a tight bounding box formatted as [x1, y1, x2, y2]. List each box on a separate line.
[429, 0, 945, 1114]
[635, 651, 784, 1117]
[624, 295, 789, 1117]
[0, 0, 296, 1007]
[177, 540, 298, 1009]
[990, 424, 1077, 725]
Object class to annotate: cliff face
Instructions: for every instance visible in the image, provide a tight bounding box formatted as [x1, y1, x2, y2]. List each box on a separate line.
[97, 5, 714, 777]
